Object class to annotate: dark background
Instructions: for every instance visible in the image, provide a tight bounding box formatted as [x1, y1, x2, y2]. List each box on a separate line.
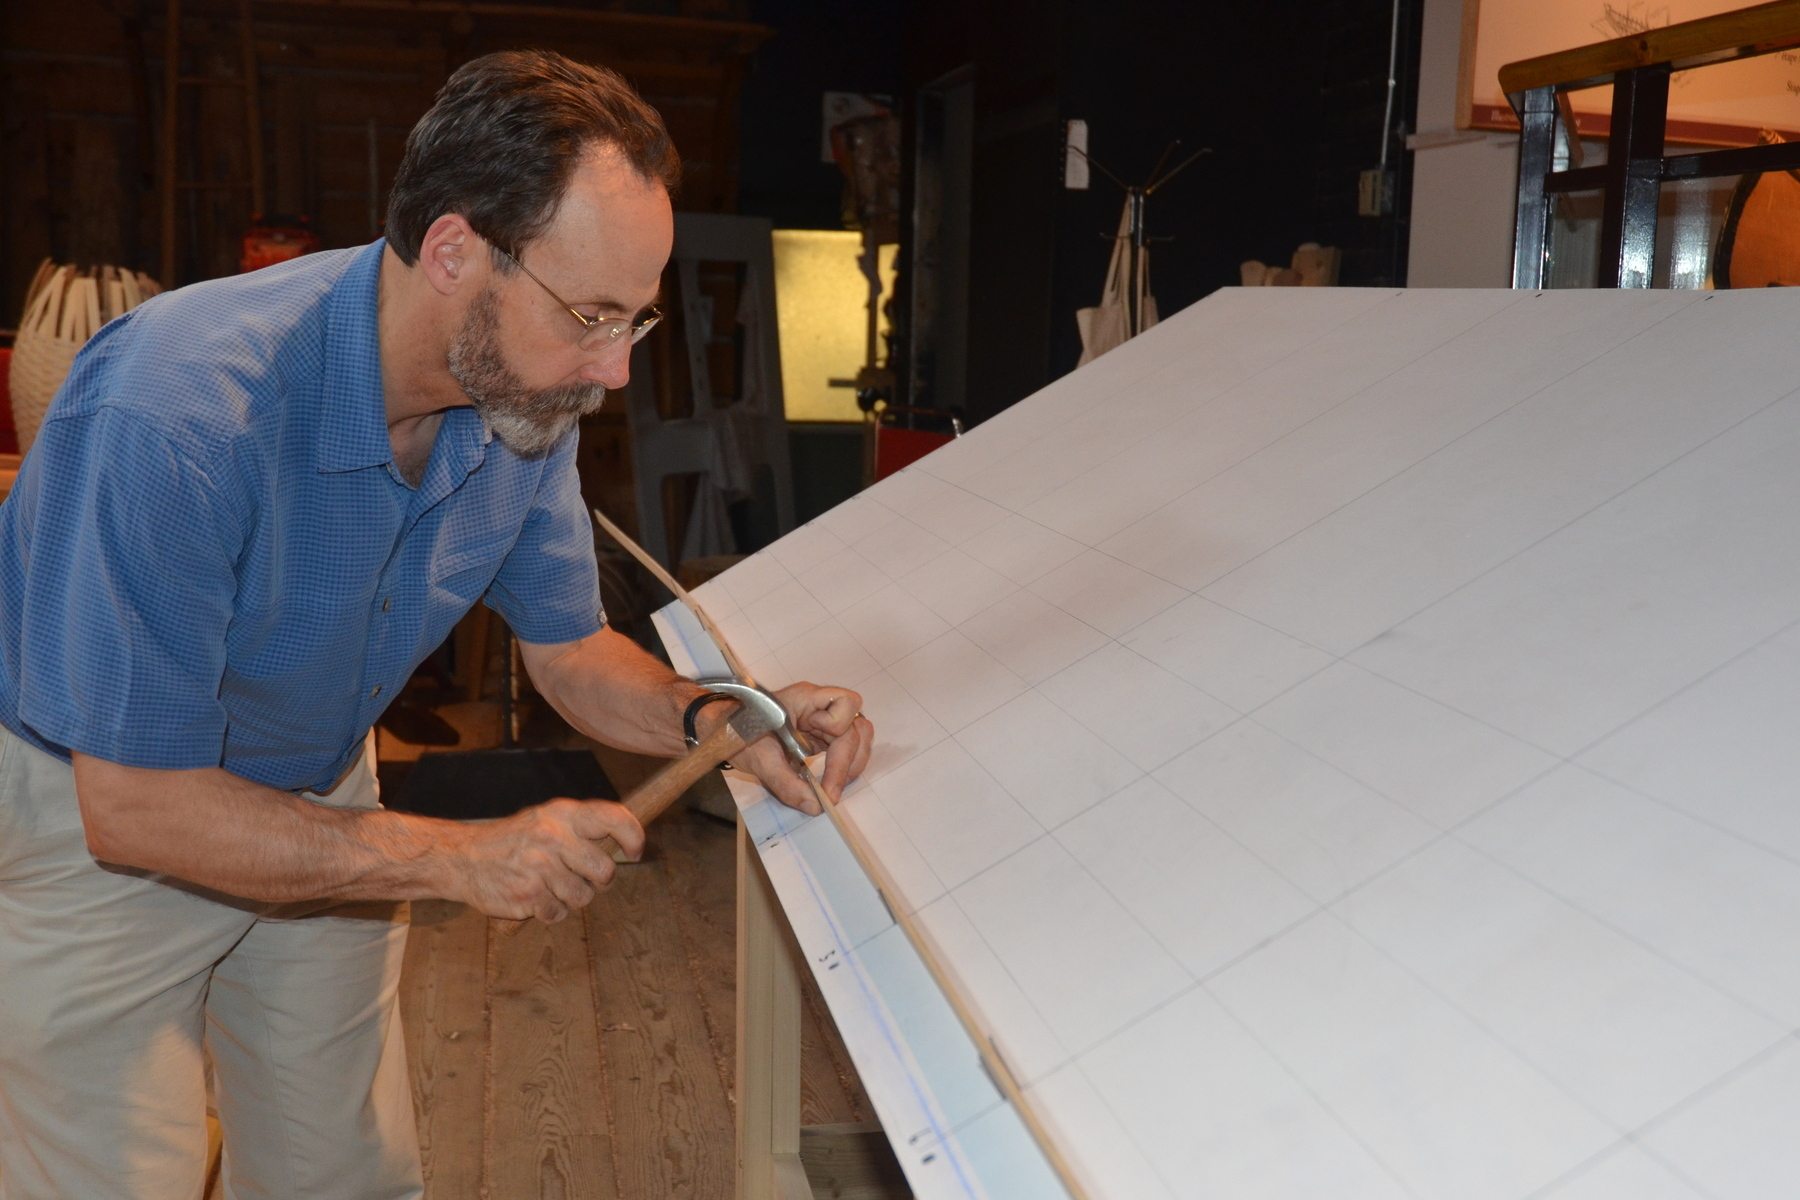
[2, 0, 1422, 431]
[735, 0, 1422, 425]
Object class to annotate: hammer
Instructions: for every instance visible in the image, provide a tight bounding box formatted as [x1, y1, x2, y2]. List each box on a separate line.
[594, 678, 810, 863]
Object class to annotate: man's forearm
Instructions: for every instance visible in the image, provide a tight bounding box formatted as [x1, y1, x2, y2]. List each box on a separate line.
[72, 753, 470, 904]
[519, 626, 713, 757]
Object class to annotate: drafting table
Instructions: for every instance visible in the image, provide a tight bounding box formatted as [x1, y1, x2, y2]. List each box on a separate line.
[657, 285, 1800, 1199]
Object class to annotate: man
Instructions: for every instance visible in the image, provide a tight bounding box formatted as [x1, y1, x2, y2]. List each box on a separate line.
[0, 50, 872, 1198]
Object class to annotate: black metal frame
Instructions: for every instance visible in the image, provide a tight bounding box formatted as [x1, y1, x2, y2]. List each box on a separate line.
[1511, 71, 1800, 288]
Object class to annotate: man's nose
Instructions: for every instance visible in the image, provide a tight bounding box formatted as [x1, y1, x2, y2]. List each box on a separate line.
[579, 337, 632, 390]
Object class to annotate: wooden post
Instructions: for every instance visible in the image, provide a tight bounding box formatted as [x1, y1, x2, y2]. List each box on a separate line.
[736, 820, 813, 1200]
[160, 0, 182, 287]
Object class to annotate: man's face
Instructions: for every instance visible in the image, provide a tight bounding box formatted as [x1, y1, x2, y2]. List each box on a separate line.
[446, 284, 606, 455]
[448, 147, 674, 456]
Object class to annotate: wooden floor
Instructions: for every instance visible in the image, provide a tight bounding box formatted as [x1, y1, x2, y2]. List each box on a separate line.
[386, 707, 883, 1199]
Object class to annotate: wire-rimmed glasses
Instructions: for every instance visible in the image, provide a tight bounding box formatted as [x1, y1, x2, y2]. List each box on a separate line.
[491, 243, 662, 350]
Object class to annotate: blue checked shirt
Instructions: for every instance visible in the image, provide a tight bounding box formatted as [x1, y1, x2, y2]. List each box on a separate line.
[0, 240, 604, 792]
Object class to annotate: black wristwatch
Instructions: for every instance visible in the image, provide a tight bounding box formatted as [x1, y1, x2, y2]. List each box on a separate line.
[683, 690, 739, 766]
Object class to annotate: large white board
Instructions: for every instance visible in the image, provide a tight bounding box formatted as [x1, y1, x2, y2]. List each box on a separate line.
[658, 285, 1800, 1199]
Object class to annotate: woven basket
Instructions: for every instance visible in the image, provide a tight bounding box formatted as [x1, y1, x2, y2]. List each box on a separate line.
[8, 260, 161, 456]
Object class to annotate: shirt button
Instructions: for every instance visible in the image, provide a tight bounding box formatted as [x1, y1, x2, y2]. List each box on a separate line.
[370, 684, 383, 699]
[381, 597, 392, 613]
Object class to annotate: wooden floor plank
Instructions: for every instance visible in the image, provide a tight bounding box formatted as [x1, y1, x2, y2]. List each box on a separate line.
[654, 809, 742, 1098]
[401, 899, 490, 1200]
[586, 836, 737, 1199]
[800, 982, 871, 1128]
[486, 914, 621, 1200]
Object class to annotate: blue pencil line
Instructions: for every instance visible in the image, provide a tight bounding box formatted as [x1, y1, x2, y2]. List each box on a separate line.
[774, 817, 982, 1198]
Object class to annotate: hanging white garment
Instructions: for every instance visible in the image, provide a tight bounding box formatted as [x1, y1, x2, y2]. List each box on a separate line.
[1076, 199, 1159, 367]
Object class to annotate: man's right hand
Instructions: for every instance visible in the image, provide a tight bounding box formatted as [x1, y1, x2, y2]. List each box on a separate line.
[451, 798, 645, 923]
[69, 756, 646, 921]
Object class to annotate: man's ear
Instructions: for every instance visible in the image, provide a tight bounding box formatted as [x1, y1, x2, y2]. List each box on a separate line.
[418, 214, 478, 296]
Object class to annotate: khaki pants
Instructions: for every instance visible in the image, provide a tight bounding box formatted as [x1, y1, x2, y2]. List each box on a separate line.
[0, 726, 422, 1200]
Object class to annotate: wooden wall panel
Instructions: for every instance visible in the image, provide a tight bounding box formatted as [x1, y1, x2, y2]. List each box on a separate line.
[1, 0, 768, 312]
[69, 121, 132, 269]
[1, 108, 55, 314]
[4, 61, 139, 119]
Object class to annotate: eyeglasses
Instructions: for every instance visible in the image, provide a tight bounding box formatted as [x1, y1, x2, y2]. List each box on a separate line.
[491, 244, 663, 351]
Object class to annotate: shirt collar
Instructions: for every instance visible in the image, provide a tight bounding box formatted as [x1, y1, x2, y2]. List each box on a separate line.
[316, 239, 396, 473]
[410, 407, 494, 508]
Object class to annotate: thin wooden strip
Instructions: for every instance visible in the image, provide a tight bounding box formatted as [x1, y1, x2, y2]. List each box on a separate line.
[588, 837, 736, 1197]
[592, 507, 755, 686]
[487, 914, 620, 1200]
[604, 514, 1092, 1199]
[614, 516, 1091, 1197]
[399, 898, 490, 1199]
[1499, 0, 1800, 96]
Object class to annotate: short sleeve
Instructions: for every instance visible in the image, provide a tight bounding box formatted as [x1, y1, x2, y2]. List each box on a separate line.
[13, 409, 240, 768]
[485, 428, 605, 645]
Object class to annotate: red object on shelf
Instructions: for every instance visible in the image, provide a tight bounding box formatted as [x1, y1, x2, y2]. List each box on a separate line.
[0, 348, 17, 455]
[240, 216, 321, 273]
[872, 424, 950, 481]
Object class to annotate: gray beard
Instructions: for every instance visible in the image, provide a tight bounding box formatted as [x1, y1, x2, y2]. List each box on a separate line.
[446, 286, 608, 456]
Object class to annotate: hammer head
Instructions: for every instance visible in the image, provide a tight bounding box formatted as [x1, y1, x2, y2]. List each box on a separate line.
[697, 678, 814, 771]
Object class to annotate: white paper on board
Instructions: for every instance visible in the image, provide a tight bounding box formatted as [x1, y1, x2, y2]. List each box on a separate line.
[657, 286, 1800, 1199]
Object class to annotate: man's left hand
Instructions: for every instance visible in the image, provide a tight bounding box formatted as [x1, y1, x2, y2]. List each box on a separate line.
[725, 682, 873, 815]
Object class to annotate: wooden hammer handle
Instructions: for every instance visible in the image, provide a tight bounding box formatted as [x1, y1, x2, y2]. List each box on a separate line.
[596, 716, 749, 862]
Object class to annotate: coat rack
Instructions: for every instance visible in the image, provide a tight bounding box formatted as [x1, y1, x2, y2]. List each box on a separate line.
[1068, 137, 1210, 336]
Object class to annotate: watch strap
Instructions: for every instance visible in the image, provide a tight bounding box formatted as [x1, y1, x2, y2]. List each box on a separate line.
[683, 690, 739, 750]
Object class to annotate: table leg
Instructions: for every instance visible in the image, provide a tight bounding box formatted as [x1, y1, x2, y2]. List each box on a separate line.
[735, 818, 813, 1200]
